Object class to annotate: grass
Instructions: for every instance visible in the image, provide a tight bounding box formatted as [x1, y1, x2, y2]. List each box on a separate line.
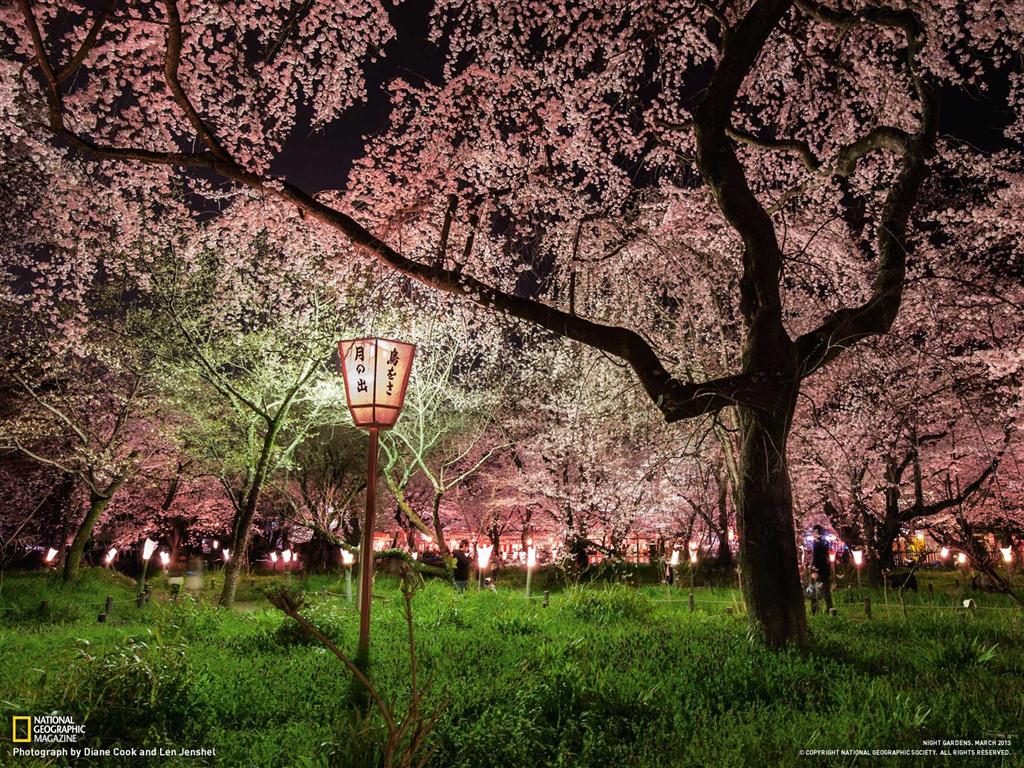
[1, 568, 1022, 767]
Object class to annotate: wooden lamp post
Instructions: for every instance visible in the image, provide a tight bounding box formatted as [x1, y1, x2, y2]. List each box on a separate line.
[338, 337, 415, 658]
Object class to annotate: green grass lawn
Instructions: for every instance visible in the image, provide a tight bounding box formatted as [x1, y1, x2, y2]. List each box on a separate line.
[1, 568, 1022, 767]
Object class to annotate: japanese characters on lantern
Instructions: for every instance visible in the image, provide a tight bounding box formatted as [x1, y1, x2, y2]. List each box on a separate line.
[338, 338, 416, 429]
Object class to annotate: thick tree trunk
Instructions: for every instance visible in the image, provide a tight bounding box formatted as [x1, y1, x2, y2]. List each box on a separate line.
[62, 477, 126, 582]
[734, 402, 807, 648]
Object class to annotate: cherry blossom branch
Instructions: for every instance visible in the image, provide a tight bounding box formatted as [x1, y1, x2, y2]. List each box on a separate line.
[17, 0, 780, 423]
[693, 0, 791, 332]
[791, 1, 938, 378]
[56, 0, 119, 85]
[161, 0, 231, 161]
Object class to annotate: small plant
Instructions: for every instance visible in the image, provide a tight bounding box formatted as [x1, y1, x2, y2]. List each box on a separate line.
[268, 568, 441, 768]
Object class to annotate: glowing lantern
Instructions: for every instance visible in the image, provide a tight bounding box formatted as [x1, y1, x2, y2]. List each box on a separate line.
[142, 538, 158, 561]
[956, 552, 967, 565]
[338, 338, 416, 429]
[341, 549, 355, 566]
[689, 547, 698, 565]
[159, 551, 170, 567]
[852, 550, 863, 567]
[525, 546, 537, 598]
[478, 545, 493, 570]
[1000, 547, 1012, 564]
[940, 546, 949, 560]
[828, 551, 836, 564]
[222, 548, 231, 561]
[270, 551, 278, 563]
[338, 337, 415, 657]
[282, 549, 293, 564]
[44, 548, 58, 563]
[915, 531, 925, 542]
[212, 539, 219, 550]
[669, 549, 680, 567]
[728, 527, 736, 542]
[105, 547, 117, 564]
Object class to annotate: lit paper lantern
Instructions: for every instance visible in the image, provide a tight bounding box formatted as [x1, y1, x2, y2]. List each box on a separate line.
[851, 550, 863, 567]
[341, 549, 355, 566]
[999, 547, 1012, 563]
[828, 551, 836, 564]
[282, 549, 293, 564]
[478, 545, 493, 570]
[142, 538, 158, 561]
[105, 547, 117, 564]
[956, 552, 967, 565]
[338, 338, 416, 429]
[159, 551, 170, 566]
[270, 552, 278, 563]
[222, 548, 231, 561]
[526, 546, 537, 568]
[940, 546, 949, 559]
[669, 550, 680, 567]
[44, 547, 58, 563]
[689, 548, 698, 564]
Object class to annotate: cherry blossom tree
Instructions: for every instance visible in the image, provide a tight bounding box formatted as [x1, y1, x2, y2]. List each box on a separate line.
[379, 315, 512, 560]
[126, 230, 366, 606]
[5, 0, 1024, 645]
[0, 319, 157, 580]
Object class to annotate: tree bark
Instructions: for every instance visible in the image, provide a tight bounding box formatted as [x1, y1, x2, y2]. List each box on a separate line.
[716, 476, 733, 569]
[219, 420, 282, 606]
[62, 476, 127, 581]
[734, 396, 807, 648]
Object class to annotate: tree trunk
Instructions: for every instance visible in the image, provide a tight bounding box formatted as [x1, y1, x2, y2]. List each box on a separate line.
[62, 477, 126, 581]
[220, 499, 258, 606]
[489, 525, 501, 570]
[734, 401, 807, 648]
[220, 421, 282, 607]
[431, 491, 450, 557]
[870, 526, 899, 587]
[716, 478, 733, 569]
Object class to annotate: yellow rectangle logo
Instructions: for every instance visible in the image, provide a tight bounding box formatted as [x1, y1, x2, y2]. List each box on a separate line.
[12, 715, 32, 743]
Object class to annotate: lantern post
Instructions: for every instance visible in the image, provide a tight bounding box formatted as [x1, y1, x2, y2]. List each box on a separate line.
[477, 544, 493, 590]
[339, 338, 415, 660]
[525, 545, 537, 598]
[342, 548, 355, 603]
[851, 549, 863, 588]
[136, 538, 158, 595]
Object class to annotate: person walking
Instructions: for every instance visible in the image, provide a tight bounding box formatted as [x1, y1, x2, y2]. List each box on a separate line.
[452, 539, 472, 593]
[811, 525, 834, 613]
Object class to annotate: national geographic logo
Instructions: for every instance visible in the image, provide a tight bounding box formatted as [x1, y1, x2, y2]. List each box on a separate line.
[10, 715, 84, 743]
[12, 716, 31, 743]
